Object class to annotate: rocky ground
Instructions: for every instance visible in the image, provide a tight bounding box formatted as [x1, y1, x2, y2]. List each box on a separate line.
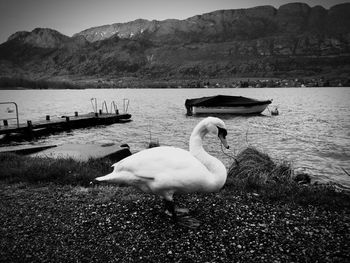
[0, 183, 349, 262]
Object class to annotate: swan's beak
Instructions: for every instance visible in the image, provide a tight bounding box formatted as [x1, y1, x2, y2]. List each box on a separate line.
[217, 127, 229, 149]
[219, 134, 229, 149]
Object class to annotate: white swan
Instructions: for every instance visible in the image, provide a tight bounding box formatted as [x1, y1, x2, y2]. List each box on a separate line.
[94, 117, 229, 226]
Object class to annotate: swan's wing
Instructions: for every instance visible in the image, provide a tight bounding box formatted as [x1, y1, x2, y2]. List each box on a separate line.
[107, 146, 225, 194]
[113, 146, 206, 180]
[112, 146, 213, 194]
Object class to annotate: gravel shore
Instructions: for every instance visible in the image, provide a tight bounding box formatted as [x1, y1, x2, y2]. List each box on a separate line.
[0, 183, 349, 262]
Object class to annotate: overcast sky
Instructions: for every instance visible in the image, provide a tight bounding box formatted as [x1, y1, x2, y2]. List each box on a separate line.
[0, 0, 348, 44]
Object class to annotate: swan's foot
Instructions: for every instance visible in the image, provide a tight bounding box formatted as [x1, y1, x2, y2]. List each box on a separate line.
[164, 207, 189, 217]
[177, 215, 201, 229]
[163, 199, 200, 228]
[175, 207, 189, 215]
[164, 201, 189, 217]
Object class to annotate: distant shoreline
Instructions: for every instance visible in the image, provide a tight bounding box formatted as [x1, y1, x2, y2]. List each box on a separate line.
[0, 76, 349, 90]
[1, 86, 349, 90]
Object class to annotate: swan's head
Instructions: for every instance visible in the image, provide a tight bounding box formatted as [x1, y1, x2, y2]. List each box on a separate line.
[201, 117, 229, 149]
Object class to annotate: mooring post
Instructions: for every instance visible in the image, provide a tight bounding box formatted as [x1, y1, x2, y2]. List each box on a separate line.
[46, 115, 50, 121]
[64, 116, 72, 131]
[74, 111, 78, 117]
[26, 120, 34, 139]
[3, 120, 8, 126]
[99, 109, 102, 115]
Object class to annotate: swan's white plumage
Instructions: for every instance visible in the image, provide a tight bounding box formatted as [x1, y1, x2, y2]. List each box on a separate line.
[95, 117, 228, 201]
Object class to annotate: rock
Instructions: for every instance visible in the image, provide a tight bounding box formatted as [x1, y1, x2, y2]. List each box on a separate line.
[293, 173, 311, 184]
[30, 143, 131, 162]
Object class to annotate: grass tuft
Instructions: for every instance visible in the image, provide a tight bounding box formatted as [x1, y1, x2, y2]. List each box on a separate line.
[226, 147, 350, 209]
[227, 147, 294, 188]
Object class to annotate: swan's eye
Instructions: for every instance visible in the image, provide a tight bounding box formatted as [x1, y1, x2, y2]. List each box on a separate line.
[217, 126, 227, 138]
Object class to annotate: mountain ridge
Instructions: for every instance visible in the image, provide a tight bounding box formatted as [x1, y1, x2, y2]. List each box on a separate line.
[72, 3, 349, 43]
[1, 2, 350, 84]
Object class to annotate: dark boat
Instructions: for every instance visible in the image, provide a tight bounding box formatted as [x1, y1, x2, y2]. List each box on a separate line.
[185, 95, 272, 116]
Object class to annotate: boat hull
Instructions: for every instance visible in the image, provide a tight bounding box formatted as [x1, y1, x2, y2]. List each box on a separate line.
[185, 95, 272, 116]
[192, 104, 269, 115]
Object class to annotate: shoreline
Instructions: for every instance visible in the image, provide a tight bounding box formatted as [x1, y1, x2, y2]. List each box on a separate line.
[1, 76, 349, 90]
[1, 86, 350, 90]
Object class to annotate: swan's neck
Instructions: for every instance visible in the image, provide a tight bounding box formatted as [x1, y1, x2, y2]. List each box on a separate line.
[189, 125, 227, 191]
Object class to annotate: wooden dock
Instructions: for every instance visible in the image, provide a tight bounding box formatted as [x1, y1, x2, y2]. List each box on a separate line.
[0, 112, 131, 140]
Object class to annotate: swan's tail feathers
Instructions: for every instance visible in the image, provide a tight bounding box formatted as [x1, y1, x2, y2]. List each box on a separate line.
[95, 171, 132, 184]
[93, 162, 125, 183]
[91, 172, 119, 186]
[94, 170, 143, 185]
[95, 172, 117, 182]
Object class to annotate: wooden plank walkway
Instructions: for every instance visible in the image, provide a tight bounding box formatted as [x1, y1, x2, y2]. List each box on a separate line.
[0, 112, 132, 138]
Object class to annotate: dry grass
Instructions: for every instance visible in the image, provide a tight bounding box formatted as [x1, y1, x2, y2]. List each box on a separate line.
[227, 147, 293, 188]
[225, 147, 350, 209]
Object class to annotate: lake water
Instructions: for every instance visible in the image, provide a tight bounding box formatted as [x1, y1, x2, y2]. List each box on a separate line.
[1, 87, 350, 189]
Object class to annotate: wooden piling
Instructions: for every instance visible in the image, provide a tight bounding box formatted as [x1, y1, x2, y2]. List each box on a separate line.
[26, 120, 34, 139]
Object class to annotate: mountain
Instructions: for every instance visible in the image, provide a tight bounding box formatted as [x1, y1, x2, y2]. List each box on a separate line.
[1, 2, 350, 85]
[73, 3, 348, 43]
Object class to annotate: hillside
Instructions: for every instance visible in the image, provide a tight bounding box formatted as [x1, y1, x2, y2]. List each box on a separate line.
[0, 2, 350, 85]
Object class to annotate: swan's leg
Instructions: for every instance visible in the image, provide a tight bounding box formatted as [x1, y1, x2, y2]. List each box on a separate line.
[163, 198, 200, 229]
[162, 192, 177, 221]
[162, 192, 200, 228]
[164, 199, 177, 221]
